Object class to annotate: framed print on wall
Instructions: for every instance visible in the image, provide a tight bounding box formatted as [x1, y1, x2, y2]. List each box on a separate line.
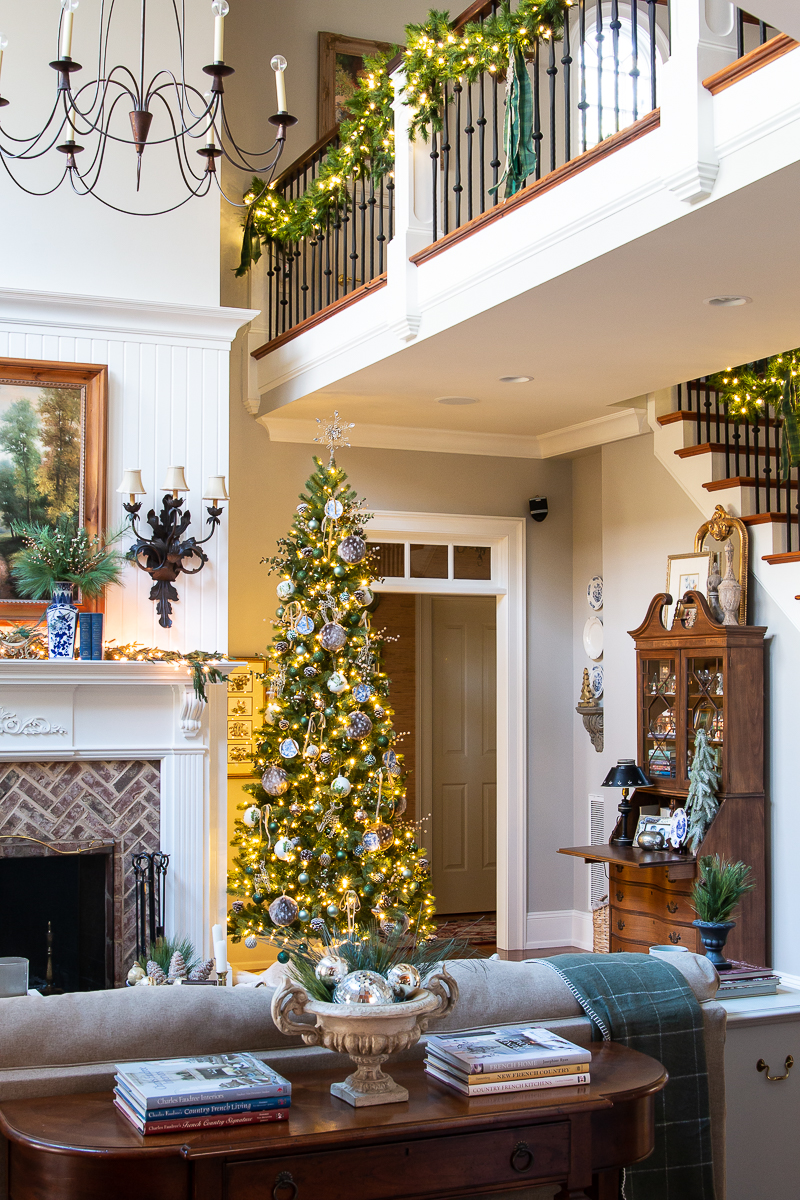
[664, 551, 711, 630]
[317, 32, 393, 138]
[0, 358, 108, 620]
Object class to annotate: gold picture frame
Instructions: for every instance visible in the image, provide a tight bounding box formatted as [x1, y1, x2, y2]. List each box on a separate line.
[317, 32, 393, 138]
[694, 504, 748, 625]
[226, 657, 266, 777]
[0, 357, 108, 620]
[664, 551, 711, 630]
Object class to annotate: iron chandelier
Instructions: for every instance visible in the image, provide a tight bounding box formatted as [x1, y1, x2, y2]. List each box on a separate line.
[0, 0, 296, 215]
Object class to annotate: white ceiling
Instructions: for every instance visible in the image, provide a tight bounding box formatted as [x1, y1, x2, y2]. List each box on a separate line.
[265, 160, 800, 442]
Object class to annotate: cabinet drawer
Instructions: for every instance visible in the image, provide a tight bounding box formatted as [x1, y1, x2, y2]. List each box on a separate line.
[225, 1122, 571, 1200]
[610, 909, 699, 950]
[611, 863, 695, 888]
[612, 882, 695, 924]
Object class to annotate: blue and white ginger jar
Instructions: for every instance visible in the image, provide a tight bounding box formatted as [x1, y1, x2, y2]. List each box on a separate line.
[47, 583, 78, 659]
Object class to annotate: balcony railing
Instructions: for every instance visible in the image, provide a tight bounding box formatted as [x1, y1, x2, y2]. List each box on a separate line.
[678, 376, 799, 551]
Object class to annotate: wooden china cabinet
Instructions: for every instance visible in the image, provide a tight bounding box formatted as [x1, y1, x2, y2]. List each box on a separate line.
[561, 591, 767, 966]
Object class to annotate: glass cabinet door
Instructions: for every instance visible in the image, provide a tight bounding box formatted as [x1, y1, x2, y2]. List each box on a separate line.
[641, 658, 677, 780]
[686, 655, 724, 777]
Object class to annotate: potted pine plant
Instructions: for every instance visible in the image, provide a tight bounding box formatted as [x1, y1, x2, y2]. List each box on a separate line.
[10, 518, 125, 659]
[691, 854, 754, 969]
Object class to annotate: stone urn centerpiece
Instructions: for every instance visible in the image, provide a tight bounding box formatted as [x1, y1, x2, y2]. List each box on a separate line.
[271, 966, 458, 1106]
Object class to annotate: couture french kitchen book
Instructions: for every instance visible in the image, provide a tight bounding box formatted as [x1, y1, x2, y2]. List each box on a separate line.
[114, 1053, 291, 1109]
[425, 1026, 591, 1075]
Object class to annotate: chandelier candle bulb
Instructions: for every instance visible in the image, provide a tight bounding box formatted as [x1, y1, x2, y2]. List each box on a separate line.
[0, 35, 7, 83]
[60, 0, 78, 60]
[211, 0, 229, 63]
[271, 55, 288, 112]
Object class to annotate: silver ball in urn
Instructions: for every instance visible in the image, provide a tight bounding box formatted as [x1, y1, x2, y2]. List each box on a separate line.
[269, 894, 300, 927]
[320, 622, 347, 651]
[386, 963, 421, 1000]
[362, 823, 395, 853]
[314, 954, 349, 989]
[333, 969, 395, 1005]
[262, 766, 289, 796]
[338, 535, 367, 565]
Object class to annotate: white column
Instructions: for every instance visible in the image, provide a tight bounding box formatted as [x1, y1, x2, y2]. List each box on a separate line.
[659, 0, 737, 203]
[160, 749, 209, 962]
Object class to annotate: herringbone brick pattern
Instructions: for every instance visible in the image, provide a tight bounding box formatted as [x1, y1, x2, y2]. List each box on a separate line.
[0, 760, 160, 984]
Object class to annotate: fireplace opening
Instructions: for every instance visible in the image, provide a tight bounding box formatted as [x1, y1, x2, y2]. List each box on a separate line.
[0, 849, 114, 992]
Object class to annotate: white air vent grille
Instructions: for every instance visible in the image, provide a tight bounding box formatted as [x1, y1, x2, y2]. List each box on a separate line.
[589, 793, 607, 907]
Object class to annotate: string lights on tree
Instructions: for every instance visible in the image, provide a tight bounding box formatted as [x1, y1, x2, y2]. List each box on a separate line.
[0, 0, 296, 215]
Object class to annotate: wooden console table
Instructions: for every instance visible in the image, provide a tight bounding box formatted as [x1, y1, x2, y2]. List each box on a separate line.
[0, 1044, 665, 1200]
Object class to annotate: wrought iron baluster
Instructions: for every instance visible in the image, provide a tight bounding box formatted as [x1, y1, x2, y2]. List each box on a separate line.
[324, 210, 332, 309]
[466, 81, 474, 221]
[735, 8, 745, 60]
[753, 415, 761, 514]
[387, 171, 395, 244]
[267, 242, 274, 340]
[703, 380, 712, 445]
[377, 177, 385, 273]
[677, 382, 683, 411]
[453, 80, 463, 227]
[759, 20, 768, 46]
[333, 207, 341, 303]
[358, 173, 367, 288]
[430, 127, 439, 242]
[694, 380, 702, 447]
[562, 17, 572, 163]
[442, 82, 451, 234]
[491, 72, 500, 202]
[743, 413, 751, 480]
[610, 0, 621, 134]
[478, 72, 487, 213]
[548, 34, 557, 174]
[631, 0, 640, 121]
[579, 0, 588, 153]
[533, 39, 543, 180]
[714, 385, 721, 445]
[301, 165, 309, 321]
[595, 1, 604, 145]
[368, 177, 376, 281]
[648, 0, 657, 110]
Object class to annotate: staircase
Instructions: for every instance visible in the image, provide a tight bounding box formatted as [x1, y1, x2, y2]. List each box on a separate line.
[647, 382, 800, 633]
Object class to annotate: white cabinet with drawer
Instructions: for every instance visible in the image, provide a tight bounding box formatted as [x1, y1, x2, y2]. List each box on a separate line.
[721, 989, 800, 1200]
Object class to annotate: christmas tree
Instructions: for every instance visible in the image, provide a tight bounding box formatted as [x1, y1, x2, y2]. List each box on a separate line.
[685, 728, 720, 852]
[228, 416, 436, 948]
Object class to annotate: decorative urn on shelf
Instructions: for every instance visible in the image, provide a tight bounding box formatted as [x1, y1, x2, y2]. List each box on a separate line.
[271, 967, 458, 1107]
[46, 583, 79, 659]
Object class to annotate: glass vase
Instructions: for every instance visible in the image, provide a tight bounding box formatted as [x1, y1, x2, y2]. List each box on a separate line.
[47, 582, 78, 659]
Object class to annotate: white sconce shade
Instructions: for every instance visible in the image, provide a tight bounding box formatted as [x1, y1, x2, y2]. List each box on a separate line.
[162, 466, 190, 492]
[116, 468, 146, 495]
[203, 475, 229, 502]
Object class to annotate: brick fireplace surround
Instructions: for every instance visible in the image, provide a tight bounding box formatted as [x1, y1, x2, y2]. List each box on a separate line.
[0, 761, 160, 983]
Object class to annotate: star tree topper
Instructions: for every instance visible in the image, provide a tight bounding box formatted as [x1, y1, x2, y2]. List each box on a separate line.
[315, 411, 355, 464]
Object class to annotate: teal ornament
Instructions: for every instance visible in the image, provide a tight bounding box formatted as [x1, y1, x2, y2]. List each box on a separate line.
[401, 868, 413, 879]
[295, 644, 308, 656]
[336, 849, 346, 860]
[376, 735, 389, 748]
[362, 883, 374, 896]
[298, 909, 310, 922]
[277, 950, 290, 964]
[313, 650, 325, 662]
[327, 903, 340, 917]
[298, 872, 310, 885]
[307, 519, 320, 531]
[252, 892, 264, 903]
[333, 566, 346, 578]
[268, 820, 279, 832]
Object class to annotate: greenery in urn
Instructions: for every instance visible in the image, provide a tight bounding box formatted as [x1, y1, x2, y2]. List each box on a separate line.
[691, 855, 754, 924]
[10, 516, 125, 599]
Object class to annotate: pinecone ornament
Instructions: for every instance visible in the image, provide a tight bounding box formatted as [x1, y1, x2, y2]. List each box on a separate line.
[168, 951, 188, 981]
[146, 960, 167, 985]
[310, 917, 327, 933]
[188, 958, 214, 981]
[231, 900, 245, 914]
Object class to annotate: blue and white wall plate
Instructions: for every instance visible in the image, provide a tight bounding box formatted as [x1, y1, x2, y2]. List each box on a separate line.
[587, 576, 603, 610]
[589, 665, 604, 699]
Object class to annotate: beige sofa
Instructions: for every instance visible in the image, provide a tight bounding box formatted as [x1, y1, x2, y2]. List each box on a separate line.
[0, 955, 726, 1199]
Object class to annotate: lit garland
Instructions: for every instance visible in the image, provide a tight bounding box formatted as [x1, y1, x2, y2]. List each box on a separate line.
[103, 644, 233, 701]
[227, 453, 436, 943]
[237, 1, 569, 273]
[709, 348, 800, 480]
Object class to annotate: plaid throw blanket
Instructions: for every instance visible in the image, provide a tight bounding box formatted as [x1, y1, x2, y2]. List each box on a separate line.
[540, 953, 714, 1200]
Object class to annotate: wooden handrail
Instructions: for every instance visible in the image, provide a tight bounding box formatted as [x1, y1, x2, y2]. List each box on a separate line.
[703, 31, 798, 94]
[271, 129, 340, 194]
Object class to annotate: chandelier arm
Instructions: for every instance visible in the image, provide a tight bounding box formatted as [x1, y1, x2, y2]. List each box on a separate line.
[217, 105, 285, 161]
[148, 92, 209, 185]
[0, 96, 63, 151]
[70, 89, 139, 187]
[147, 79, 217, 141]
[0, 152, 69, 196]
[69, 76, 139, 144]
[67, 170, 213, 216]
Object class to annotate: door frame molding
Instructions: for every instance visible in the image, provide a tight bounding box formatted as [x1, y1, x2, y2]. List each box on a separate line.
[369, 511, 527, 955]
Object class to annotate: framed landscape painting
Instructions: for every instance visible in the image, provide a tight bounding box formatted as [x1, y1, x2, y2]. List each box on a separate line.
[317, 32, 393, 138]
[0, 358, 107, 619]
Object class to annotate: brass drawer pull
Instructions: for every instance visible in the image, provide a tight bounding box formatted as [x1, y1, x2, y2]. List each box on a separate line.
[668, 932, 681, 944]
[510, 1141, 534, 1173]
[617, 920, 625, 931]
[616, 890, 624, 902]
[757, 1056, 794, 1081]
[273, 1172, 298, 1200]
[667, 901, 678, 913]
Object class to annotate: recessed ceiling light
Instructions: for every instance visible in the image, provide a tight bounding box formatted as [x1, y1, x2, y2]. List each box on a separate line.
[499, 375, 533, 383]
[703, 295, 752, 307]
[436, 395, 478, 405]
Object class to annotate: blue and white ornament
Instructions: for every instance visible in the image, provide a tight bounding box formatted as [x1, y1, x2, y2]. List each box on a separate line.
[324, 498, 344, 520]
[279, 738, 299, 759]
[353, 682, 373, 703]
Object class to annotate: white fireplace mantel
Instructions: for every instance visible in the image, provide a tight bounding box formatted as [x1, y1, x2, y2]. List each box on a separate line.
[0, 659, 244, 960]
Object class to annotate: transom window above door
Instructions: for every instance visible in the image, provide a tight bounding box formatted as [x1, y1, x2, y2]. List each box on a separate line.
[370, 542, 493, 584]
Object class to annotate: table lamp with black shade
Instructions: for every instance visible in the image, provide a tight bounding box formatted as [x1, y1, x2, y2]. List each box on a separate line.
[602, 759, 652, 846]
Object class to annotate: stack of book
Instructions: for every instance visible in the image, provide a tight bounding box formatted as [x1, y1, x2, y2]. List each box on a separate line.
[424, 1025, 591, 1097]
[716, 961, 781, 999]
[114, 1053, 291, 1135]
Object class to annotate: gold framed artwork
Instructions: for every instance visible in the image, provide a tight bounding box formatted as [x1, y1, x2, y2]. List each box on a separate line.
[694, 504, 748, 625]
[317, 32, 393, 137]
[0, 357, 108, 620]
[226, 657, 266, 776]
[664, 552, 711, 630]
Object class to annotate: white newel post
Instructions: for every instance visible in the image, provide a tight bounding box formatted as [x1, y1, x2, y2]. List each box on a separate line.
[386, 67, 434, 344]
[660, 0, 737, 203]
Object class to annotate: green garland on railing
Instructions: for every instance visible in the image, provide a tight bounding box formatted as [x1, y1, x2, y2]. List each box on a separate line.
[708, 348, 800, 481]
[237, 1, 568, 275]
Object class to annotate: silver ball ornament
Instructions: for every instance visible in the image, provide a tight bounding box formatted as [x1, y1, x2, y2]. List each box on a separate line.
[320, 622, 347, 651]
[314, 954, 349, 988]
[338, 535, 367, 565]
[346, 711, 372, 739]
[269, 894, 300, 926]
[386, 963, 421, 1000]
[261, 766, 289, 796]
[244, 934, 258, 949]
[333, 969, 395, 1005]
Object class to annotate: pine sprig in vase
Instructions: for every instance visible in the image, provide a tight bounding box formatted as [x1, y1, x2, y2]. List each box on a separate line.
[10, 515, 125, 600]
[228, 448, 436, 946]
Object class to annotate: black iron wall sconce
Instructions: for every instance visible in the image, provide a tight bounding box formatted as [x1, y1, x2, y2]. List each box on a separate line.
[117, 466, 229, 628]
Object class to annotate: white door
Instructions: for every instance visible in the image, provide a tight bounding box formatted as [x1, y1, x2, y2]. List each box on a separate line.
[429, 596, 497, 914]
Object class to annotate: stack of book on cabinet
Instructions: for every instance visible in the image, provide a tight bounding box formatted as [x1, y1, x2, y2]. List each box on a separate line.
[716, 962, 781, 999]
[114, 1053, 291, 1135]
[424, 1026, 591, 1097]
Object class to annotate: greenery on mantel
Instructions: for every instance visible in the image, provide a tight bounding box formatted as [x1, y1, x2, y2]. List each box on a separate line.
[709, 347, 800, 480]
[237, 0, 568, 275]
[103, 644, 237, 701]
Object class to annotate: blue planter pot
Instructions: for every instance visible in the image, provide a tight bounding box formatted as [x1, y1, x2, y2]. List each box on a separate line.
[692, 919, 736, 969]
[47, 583, 78, 659]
